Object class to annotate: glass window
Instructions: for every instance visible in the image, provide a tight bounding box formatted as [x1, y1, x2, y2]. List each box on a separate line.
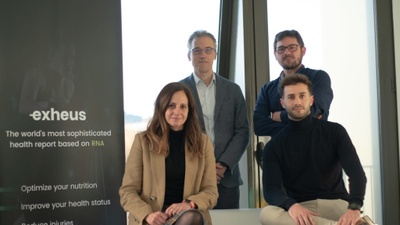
[121, 0, 220, 156]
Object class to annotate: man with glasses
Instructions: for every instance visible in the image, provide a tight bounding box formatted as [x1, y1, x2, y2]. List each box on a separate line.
[181, 30, 250, 209]
[254, 30, 334, 138]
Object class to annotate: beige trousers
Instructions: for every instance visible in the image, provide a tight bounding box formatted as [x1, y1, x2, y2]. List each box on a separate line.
[259, 199, 348, 225]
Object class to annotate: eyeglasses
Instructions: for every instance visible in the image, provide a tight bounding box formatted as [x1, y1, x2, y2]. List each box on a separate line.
[190, 47, 216, 55]
[275, 44, 300, 54]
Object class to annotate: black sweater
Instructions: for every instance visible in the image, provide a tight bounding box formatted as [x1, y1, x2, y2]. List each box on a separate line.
[164, 129, 185, 207]
[262, 115, 367, 211]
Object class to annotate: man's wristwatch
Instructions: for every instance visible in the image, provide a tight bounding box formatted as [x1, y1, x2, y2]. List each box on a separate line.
[348, 202, 362, 212]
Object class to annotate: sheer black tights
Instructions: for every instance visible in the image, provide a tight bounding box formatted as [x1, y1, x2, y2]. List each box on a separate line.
[174, 210, 204, 225]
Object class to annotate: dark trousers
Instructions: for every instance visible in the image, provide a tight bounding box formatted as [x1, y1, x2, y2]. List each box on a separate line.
[213, 184, 240, 209]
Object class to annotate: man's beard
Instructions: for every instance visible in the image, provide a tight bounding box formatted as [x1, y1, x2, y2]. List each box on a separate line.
[281, 55, 303, 70]
[287, 107, 310, 121]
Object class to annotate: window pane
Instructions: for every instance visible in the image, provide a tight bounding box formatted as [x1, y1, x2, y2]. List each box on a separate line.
[121, 1, 220, 155]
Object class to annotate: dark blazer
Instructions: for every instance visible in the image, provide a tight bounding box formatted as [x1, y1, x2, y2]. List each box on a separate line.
[119, 132, 218, 225]
[181, 74, 250, 188]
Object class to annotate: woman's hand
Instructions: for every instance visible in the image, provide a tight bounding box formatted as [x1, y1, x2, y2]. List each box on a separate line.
[145, 211, 169, 225]
[164, 202, 192, 217]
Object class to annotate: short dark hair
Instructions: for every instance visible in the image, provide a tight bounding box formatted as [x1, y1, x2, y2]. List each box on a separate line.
[187, 30, 217, 51]
[279, 73, 313, 97]
[273, 30, 304, 51]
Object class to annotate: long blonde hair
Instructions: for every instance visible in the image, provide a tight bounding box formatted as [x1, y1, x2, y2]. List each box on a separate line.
[144, 82, 204, 158]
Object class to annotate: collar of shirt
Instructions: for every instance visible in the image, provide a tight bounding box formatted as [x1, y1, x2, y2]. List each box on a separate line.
[280, 64, 305, 78]
[193, 72, 216, 86]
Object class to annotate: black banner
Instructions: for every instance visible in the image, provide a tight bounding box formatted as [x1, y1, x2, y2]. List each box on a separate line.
[0, 1, 126, 224]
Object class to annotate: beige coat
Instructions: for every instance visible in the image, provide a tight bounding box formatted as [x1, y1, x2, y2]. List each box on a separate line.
[119, 132, 218, 225]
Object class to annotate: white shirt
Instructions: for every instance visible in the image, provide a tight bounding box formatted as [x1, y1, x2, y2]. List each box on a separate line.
[193, 73, 216, 147]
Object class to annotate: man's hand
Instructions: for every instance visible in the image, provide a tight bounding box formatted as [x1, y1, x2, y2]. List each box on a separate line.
[337, 209, 362, 225]
[216, 162, 227, 184]
[271, 111, 282, 122]
[288, 203, 319, 225]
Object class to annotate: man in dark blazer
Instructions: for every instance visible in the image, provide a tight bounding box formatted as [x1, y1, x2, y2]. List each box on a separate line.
[180, 30, 250, 209]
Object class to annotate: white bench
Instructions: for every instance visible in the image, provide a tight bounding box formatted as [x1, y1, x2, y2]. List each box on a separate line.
[209, 208, 262, 225]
